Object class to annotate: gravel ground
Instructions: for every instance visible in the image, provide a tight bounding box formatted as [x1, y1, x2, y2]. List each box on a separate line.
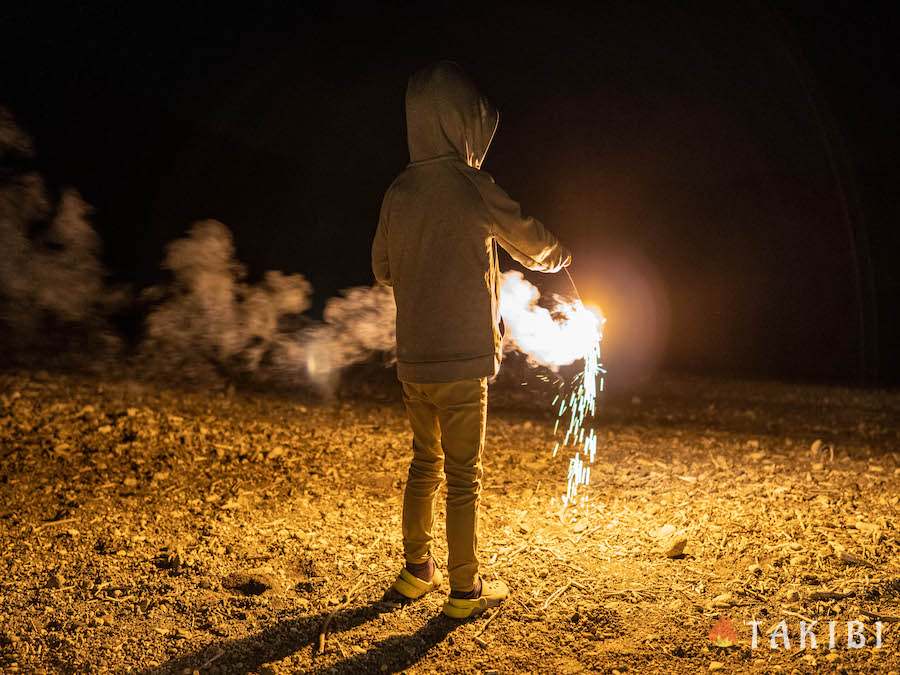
[0, 370, 898, 674]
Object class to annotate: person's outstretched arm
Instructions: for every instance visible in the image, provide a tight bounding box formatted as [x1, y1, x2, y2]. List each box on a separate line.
[371, 191, 392, 286]
[469, 171, 571, 273]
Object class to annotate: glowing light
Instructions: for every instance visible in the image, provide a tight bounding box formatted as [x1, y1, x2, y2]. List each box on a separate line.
[500, 272, 602, 368]
[499, 271, 606, 506]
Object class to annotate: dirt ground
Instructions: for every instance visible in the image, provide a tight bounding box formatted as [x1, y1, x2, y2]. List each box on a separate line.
[0, 369, 898, 674]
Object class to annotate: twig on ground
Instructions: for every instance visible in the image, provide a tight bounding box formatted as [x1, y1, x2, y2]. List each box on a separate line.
[542, 582, 573, 611]
[839, 551, 876, 568]
[503, 543, 530, 562]
[552, 558, 587, 576]
[474, 604, 503, 639]
[716, 532, 728, 555]
[738, 588, 768, 603]
[33, 517, 77, 532]
[513, 596, 532, 613]
[102, 595, 135, 603]
[780, 608, 815, 623]
[861, 609, 900, 623]
[681, 564, 717, 578]
[318, 574, 366, 654]
[573, 524, 604, 544]
[672, 588, 705, 609]
[808, 590, 853, 601]
[200, 649, 225, 669]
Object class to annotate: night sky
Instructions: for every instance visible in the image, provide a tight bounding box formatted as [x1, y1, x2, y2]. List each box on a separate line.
[3, 2, 897, 384]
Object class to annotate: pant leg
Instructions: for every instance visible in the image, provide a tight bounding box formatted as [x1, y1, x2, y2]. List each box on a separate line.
[400, 381, 444, 565]
[431, 378, 487, 592]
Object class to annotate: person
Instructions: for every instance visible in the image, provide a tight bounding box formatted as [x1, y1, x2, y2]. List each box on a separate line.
[371, 61, 571, 619]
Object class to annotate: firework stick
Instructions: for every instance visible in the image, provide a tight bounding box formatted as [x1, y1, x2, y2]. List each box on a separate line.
[563, 267, 583, 303]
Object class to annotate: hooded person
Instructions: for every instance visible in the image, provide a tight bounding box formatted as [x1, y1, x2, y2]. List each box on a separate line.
[372, 61, 571, 619]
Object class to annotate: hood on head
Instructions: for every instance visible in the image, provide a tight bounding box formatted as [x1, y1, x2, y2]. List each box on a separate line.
[405, 61, 499, 168]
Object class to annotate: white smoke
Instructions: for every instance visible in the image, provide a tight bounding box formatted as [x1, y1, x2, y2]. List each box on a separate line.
[143, 220, 396, 391]
[0, 107, 123, 358]
[143, 220, 313, 377]
[24, 190, 108, 322]
[272, 284, 396, 392]
[500, 270, 603, 369]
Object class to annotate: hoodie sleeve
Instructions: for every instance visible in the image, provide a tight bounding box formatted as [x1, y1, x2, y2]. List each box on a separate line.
[469, 171, 571, 273]
[371, 189, 392, 286]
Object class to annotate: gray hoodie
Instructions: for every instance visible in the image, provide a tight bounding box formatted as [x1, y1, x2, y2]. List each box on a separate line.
[372, 61, 570, 383]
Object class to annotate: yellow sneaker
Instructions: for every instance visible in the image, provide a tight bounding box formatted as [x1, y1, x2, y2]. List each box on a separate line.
[389, 567, 444, 600]
[442, 578, 509, 619]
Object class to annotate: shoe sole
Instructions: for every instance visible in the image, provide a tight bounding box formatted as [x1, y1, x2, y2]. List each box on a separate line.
[442, 595, 505, 619]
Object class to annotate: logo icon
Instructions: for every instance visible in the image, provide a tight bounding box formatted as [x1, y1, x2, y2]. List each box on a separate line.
[709, 616, 738, 647]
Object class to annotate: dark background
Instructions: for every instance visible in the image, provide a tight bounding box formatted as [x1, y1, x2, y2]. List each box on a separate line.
[2, 1, 897, 385]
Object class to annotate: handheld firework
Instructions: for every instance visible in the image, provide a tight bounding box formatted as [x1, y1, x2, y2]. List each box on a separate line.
[554, 268, 605, 507]
[498, 268, 605, 507]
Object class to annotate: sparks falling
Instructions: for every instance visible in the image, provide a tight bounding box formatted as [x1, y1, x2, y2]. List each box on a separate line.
[499, 271, 606, 506]
[554, 338, 604, 506]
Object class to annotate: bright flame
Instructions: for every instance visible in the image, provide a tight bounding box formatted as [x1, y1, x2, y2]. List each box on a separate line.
[499, 271, 606, 507]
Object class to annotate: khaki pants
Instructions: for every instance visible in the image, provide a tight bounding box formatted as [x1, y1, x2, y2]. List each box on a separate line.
[400, 377, 487, 592]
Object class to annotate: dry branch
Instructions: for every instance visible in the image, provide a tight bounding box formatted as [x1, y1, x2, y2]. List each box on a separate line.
[861, 609, 900, 623]
[318, 574, 366, 654]
[200, 649, 225, 669]
[32, 517, 77, 532]
[474, 604, 503, 641]
[542, 581, 573, 610]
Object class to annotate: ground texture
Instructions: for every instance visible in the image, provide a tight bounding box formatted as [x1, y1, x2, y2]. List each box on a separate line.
[0, 370, 898, 674]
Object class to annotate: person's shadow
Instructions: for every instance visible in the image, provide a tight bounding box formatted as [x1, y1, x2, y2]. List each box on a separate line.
[146, 599, 462, 674]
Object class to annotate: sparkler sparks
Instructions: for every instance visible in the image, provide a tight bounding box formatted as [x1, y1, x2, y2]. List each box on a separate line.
[499, 271, 605, 506]
[557, 337, 604, 506]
